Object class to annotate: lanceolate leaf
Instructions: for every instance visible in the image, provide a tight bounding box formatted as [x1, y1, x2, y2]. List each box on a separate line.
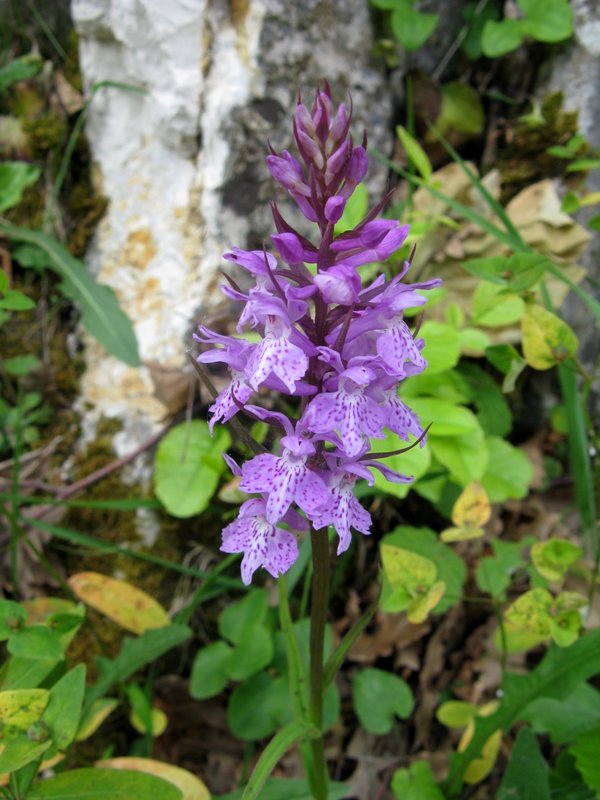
[445, 630, 600, 792]
[27, 768, 183, 799]
[0, 222, 140, 366]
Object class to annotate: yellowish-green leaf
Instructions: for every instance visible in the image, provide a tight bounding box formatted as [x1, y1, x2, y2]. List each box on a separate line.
[22, 597, 78, 624]
[522, 303, 579, 370]
[504, 588, 553, 642]
[0, 689, 49, 737]
[68, 572, 170, 634]
[96, 757, 211, 800]
[397, 125, 432, 181]
[381, 545, 436, 596]
[130, 706, 168, 737]
[407, 581, 446, 623]
[437, 700, 479, 728]
[463, 729, 502, 784]
[452, 482, 491, 528]
[441, 526, 485, 543]
[551, 611, 581, 648]
[76, 698, 119, 742]
[471, 283, 524, 328]
[531, 538, 583, 582]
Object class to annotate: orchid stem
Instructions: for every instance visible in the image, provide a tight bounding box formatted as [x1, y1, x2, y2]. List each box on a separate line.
[309, 526, 330, 800]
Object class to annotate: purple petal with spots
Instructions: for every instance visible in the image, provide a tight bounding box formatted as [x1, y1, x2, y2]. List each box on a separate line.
[377, 319, 427, 377]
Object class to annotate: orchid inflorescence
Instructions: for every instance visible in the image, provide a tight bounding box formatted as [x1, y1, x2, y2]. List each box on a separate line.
[195, 82, 440, 585]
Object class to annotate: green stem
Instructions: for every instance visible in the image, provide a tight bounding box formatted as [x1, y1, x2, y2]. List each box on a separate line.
[309, 527, 330, 800]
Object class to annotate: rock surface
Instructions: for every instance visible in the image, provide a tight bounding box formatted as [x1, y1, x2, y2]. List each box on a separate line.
[72, 0, 391, 451]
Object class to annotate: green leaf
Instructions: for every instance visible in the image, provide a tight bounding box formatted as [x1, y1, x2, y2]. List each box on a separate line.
[550, 750, 596, 800]
[437, 701, 479, 728]
[475, 557, 511, 598]
[0, 599, 26, 641]
[391, 1, 438, 50]
[522, 303, 578, 370]
[430, 426, 488, 485]
[459, 363, 512, 437]
[0, 657, 59, 691]
[408, 398, 480, 438]
[189, 641, 233, 700]
[531, 538, 583, 582]
[4, 354, 42, 376]
[522, 683, 600, 744]
[471, 282, 524, 327]
[0, 289, 35, 311]
[418, 321, 461, 373]
[242, 720, 318, 800]
[28, 768, 183, 799]
[0, 737, 51, 774]
[0, 55, 42, 93]
[391, 760, 445, 800]
[396, 125, 432, 181]
[0, 689, 49, 738]
[445, 629, 600, 792]
[154, 420, 230, 517]
[462, 1, 500, 60]
[370, 429, 431, 499]
[8, 625, 64, 660]
[0, 223, 140, 366]
[437, 83, 484, 135]
[519, 0, 573, 42]
[227, 671, 287, 741]
[41, 664, 86, 750]
[498, 727, 550, 800]
[481, 18, 525, 56]
[481, 436, 532, 502]
[353, 668, 413, 734]
[0, 162, 40, 213]
[84, 625, 191, 713]
[380, 526, 465, 615]
[219, 589, 268, 644]
[334, 183, 368, 234]
[228, 626, 274, 682]
[570, 726, 600, 795]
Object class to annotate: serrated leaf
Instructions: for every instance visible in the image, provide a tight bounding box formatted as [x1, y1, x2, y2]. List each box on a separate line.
[498, 727, 550, 799]
[353, 668, 413, 735]
[68, 572, 169, 634]
[570, 726, 600, 795]
[0, 223, 140, 366]
[447, 630, 600, 792]
[96, 758, 210, 800]
[154, 421, 230, 517]
[522, 303, 578, 370]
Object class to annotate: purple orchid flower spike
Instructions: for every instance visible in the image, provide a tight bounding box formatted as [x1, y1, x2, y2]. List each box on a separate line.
[195, 82, 440, 585]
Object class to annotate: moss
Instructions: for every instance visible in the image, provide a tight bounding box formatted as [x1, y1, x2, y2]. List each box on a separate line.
[494, 92, 587, 204]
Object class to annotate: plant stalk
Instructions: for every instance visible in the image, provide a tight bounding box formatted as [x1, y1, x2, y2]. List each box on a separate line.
[309, 527, 330, 800]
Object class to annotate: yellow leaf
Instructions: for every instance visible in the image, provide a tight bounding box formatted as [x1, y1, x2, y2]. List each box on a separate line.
[68, 572, 170, 634]
[522, 303, 578, 370]
[380, 545, 437, 596]
[408, 581, 446, 624]
[463, 729, 502, 784]
[0, 689, 49, 736]
[441, 526, 485, 543]
[437, 700, 478, 728]
[130, 706, 168, 737]
[451, 482, 491, 528]
[76, 698, 119, 742]
[96, 757, 211, 800]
